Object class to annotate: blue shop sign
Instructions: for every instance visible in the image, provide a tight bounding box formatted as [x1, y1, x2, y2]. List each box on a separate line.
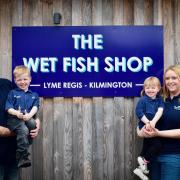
[12, 26, 163, 97]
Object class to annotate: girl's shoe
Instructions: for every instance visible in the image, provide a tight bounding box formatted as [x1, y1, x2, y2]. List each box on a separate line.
[137, 156, 149, 174]
[133, 168, 149, 180]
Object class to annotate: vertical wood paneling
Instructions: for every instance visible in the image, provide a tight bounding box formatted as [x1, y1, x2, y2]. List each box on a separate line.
[103, 99, 114, 180]
[92, 97, 104, 180]
[0, 1, 179, 180]
[54, 97, 65, 180]
[73, 98, 84, 180]
[91, 1, 103, 179]
[82, 0, 92, 25]
[134, 0, 145, 25]
[123, 0, 134, 25]
[42, 1, 54, 180]
[144, 0, 153, 24]
[32, 98, 43, 180]
[153, 0, 163, 25]
[163, 0, 174, 67]
[12, 0, 22, 26]
[62, 0, 72, 25]
[124, 98, 134, 180]
[132, 97, 142, 173]
[22, 0, 31, 26]
[83, 99, 93, 180]
[42, 0, 53, 26]
[174, 0, 180, 65]
[0, 0, 12, 79]
[113, 0, 123, 25]
[43, 99, 54, 180]
[101, 1, 114, 179]
[72, 0, 82, 25]
[102, 0, 113, 25]
[92, 0, 102, 25]
[63, 98, 73, 180]
[114, 97, 125, 180]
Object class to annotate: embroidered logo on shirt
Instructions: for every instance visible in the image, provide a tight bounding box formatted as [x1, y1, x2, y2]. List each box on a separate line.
[32, 96, 36, 99]
[174, 106, 180, 110]
[14, 95, 21, 98]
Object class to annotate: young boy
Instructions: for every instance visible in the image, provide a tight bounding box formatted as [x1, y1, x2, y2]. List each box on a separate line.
[133, 77, 164, 180]
[5, 65, 39, 168]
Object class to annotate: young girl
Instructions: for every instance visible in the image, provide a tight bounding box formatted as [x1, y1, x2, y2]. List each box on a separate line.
[133, 76, 164, 180]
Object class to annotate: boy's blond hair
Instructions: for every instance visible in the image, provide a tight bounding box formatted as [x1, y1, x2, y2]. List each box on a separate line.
[13, 65, 31, 79]
[163, 65, 180, 99]
[141, 76, 162, 96]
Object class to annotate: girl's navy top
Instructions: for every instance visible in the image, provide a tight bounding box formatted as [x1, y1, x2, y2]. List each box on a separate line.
[136, 94, 164, 129]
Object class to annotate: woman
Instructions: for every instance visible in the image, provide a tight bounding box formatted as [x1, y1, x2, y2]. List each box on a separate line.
[142, 65, 180, 180]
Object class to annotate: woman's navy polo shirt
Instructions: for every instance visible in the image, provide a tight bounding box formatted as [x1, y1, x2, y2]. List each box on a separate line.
[136, 94, 164, 129]
[5, 88, 39, 113]
[157, 94, 180, 154]
[0, 78, 16, 165]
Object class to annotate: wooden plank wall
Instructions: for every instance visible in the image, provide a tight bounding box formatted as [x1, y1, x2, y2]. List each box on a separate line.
[0, 0, 180, 180]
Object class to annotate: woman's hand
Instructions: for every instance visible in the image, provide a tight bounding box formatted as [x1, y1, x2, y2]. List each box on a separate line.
[137, 126, 152, 138]
[29, 118, 40, 138]
[143, 127, 159, 137]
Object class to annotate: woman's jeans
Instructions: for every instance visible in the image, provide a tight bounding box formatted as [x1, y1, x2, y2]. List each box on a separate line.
[0, 162, 18, 180]
[150, 154, 180, 180]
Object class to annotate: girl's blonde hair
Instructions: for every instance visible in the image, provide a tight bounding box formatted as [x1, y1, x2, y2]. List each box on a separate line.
[13, 65, 31, 79]
[141, 76, 162, 96]
[163, 65, 180, 99]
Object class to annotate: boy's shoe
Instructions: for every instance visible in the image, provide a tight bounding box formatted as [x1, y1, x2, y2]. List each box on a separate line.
[18, 157, 31, 168]
[137, 156, 149, 174]
[133, 168, 149, 180]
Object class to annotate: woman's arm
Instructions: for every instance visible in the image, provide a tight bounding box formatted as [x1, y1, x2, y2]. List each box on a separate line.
[0, 126, 14, 137]
[137, 126, 153, 138]
[157, 129, 180, 138]
[143, 128, 180, 138]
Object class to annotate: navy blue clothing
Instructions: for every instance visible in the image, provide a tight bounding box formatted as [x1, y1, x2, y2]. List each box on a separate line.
[5, 88, 39, 114]
[136, 94, 164, 129]
[5, 87, 39, 168]
[0, 78, 16, 165]
[157, 94, 180, 154]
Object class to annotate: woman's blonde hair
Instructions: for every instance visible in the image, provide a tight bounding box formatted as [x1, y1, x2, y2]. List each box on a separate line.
[141, 76, 162, 96]
[13, 65, 31, 79]
[163, 65, 180, 99]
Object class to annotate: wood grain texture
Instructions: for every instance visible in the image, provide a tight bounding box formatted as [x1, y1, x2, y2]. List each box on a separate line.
[163, 0, 174, 67]
[63, 98, 73, 180]
[0, 1, 179, 180]
[54, 97, 65, 180]
[42, 98, 54, 180]
[174, 0, 180, 65]
[73, 97, 84, 180]
[83, 98, 93, 180]
[92, 97, 104, 180]
[0, 0, 12, 79]
[103, 98, 114, 180]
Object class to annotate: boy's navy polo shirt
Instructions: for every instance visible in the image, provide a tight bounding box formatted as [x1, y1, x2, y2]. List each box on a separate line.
[157, 94, 180, 154]
[136, 94, 164, 129]
[0, 78, 16, 165]
[5, 88, 39, 114]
